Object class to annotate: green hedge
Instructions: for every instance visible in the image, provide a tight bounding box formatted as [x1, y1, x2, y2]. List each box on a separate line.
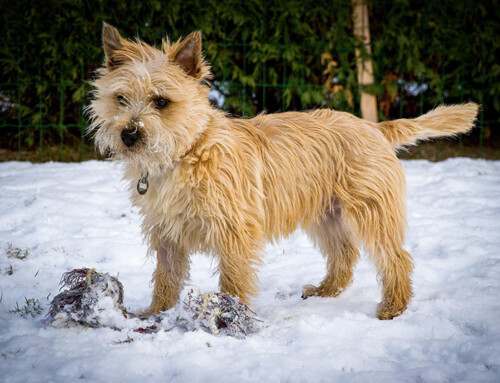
[1, 0, 499, 155]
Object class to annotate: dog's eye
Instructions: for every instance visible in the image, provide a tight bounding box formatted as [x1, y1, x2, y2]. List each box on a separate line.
[117, 95, 126, 106]
[155, 98, 170, 109]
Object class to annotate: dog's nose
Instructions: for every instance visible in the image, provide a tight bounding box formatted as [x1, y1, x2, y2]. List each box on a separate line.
[121, 129, 139, 147]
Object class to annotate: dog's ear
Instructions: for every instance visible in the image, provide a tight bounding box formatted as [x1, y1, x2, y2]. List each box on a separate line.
[173, 31, 203, 78]
[102, 22, 125, 69]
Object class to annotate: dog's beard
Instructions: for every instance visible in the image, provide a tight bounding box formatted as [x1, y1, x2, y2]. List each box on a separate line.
[93, 121, 177, 175]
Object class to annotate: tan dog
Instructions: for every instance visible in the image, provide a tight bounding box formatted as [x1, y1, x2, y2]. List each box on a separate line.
[88, 23, 479, 319]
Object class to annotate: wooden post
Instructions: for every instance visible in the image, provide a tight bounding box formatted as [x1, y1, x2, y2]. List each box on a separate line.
[352, 0, 378, 122]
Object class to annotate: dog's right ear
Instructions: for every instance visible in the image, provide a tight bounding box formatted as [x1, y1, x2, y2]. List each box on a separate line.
[102, 22, 124, 69]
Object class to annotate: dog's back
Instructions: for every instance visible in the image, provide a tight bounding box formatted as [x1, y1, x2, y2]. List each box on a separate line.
[250, 111, 405, 238]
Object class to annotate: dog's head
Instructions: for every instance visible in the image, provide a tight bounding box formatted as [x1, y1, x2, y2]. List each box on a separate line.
[88, 23, 213, 174]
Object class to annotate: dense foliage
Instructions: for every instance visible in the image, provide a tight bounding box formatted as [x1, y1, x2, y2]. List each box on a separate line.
[0, 0, 498, 151]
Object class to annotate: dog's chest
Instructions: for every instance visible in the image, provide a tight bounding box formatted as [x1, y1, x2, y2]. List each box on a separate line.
[133, 172, 190, 214]
[131, 172, 205, 247]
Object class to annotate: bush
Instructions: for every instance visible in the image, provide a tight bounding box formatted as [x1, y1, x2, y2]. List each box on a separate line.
[0, 0, 498, 155]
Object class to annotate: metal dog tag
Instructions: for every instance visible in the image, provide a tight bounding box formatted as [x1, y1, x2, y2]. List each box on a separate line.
[137, 174, 149, 195]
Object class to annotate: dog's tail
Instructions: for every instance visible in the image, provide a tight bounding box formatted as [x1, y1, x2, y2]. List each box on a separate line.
[377, 103, 479, 149]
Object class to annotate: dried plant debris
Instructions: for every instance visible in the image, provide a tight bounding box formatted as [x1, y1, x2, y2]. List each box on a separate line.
[179, 290, 261, 339]
[44, 269, 261, 338]
[149, 290, 261, 338]
[10, 297, 43, 318]
[5, 243, 29, 260]
[44, 268, 127, 328]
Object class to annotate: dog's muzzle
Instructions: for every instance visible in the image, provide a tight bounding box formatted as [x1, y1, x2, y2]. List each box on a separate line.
[121, 128, 139, 147]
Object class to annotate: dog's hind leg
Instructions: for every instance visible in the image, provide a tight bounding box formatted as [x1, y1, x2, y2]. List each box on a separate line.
[371, 245, 413, 320]
[302, 200, 360, 299]
[342, 179, 414, 320]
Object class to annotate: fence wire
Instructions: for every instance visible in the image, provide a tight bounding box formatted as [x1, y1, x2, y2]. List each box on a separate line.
[0, 0, 498, 162]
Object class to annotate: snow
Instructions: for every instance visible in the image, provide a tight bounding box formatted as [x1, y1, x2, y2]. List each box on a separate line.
[1, 158, 499, 382]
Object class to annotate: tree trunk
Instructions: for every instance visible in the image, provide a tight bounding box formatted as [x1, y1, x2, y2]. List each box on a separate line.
[352, 0, 378, 122]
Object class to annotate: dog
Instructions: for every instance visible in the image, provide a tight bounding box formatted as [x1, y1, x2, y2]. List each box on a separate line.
[88, 23, 479, 319]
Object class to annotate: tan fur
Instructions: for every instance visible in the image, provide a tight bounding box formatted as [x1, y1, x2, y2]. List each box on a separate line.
[377, 103, 479, 149]
[88, 24, 479, 319]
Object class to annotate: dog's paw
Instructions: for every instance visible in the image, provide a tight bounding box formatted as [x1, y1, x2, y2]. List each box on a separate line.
[137, 305, 166, 318]
[302, 283, 346, 299]
[301, 284, 320, 299]
[376, 301, 405, 320]
[136, 309, 157, 319]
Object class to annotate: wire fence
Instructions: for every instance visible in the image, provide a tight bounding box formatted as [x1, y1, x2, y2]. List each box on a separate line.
[0, 43, 495, 162]
[1, 62, 89, 162]
[1, 2, 498, 162]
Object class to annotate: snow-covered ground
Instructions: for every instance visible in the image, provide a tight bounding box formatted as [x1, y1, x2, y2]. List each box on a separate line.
[0, 158, 499, 383]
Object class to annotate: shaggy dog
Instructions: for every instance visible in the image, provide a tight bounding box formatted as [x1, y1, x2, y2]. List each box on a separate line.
[88, 23, 478, 319]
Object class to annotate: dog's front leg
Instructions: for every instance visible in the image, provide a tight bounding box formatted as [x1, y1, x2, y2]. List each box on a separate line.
[216, 228, 262, 305]
[143, 241, 190, 315]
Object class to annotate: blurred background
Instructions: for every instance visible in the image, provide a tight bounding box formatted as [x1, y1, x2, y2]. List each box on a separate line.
[1, 0, 498, 162]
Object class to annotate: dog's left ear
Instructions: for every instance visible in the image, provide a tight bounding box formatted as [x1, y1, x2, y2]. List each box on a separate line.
[173, 31, 204, 78]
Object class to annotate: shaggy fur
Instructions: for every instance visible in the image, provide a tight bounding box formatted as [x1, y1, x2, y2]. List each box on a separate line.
[88, 24, 479, 320]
